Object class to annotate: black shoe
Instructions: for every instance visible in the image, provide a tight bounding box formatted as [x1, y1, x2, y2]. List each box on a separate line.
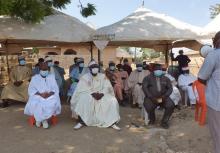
[160, 122, 169, 129]
[0, 101, 9, 108]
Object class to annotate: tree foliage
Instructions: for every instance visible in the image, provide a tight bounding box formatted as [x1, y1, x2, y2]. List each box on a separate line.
[141, 48, 160, 59]
[210, 3, 220, 19]
[0, 0, 96, 23]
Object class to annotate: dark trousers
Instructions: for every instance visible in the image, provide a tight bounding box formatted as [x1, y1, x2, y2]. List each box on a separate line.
[143, 97, 175, 124]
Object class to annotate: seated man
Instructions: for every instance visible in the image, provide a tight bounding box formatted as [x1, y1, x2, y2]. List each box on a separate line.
[67, 58, 88, 98]
[162, 67, 181, 107]
[1, 56, 32, 107]
[24, 62, 61, 129]
[142, 64, 174, 129]
[105, 61, 124, 106]
[71, 60, 120, 130]
[127, 62, 150, 108]
[178, 67, 197, 107]
[45, 56, 62, 90]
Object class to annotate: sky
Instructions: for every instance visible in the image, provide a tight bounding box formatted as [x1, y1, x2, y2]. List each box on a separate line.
[61, 0, 219, 29]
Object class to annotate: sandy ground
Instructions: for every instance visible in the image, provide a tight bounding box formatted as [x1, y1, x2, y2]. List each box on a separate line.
[0, 103, 212, 153]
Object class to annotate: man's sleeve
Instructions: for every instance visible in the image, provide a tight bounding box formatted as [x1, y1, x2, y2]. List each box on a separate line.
[163, 78, 173, 97]
[142, 76, 153, 98]
[198, 52, 216, 81]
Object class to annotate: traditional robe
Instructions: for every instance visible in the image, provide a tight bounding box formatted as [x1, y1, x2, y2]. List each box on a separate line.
[50, 66, 62, 90]
[70, 73, 120, 128]
[24, 74, 61, 122]
[165, 73, 181, 105]
[118, 70, 129, 90]
[127, 70, 150, 106]
[105, 69, 123, 101]
[67, 67, 88, 96]
[178, 73, 197, 105]
[1, 65, 32, 102]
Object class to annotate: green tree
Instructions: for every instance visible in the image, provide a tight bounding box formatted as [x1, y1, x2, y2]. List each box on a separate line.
[141, 48, 160, 59]
[210, 3, 220, 19]
[0, 0, 96, 23]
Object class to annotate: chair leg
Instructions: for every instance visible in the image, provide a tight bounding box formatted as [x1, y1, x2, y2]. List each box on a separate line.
[29, 116, 35, 126]
[199, 106, 207, 126]
[195, 104, 200, 122]
[51, 116, 57, 125]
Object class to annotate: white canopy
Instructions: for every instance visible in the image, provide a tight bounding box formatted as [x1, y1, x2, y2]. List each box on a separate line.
[0, 11, 95, 45]
[95, 7, 202, 50]
[203, 14, 220, 37]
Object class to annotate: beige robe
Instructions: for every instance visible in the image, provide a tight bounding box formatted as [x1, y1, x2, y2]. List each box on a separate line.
[1, 65, 32, 102]
[127, 70, 150, 106]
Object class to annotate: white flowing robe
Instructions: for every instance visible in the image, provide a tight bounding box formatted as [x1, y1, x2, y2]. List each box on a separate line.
[165, 74, 181, 105]
[178, 74, 197, 105]
[24, 74, 61, 122]
[127, 70, 150, 106]
[70, 73, 120, 128]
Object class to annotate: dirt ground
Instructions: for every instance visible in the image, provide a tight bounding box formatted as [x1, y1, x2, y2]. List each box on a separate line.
[0, 103, 212, 153]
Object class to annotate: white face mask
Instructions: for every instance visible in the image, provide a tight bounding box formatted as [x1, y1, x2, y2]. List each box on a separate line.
[91, 68, 99, 75]
[109, 66, 115, 71]
[137, 67, 143, 72]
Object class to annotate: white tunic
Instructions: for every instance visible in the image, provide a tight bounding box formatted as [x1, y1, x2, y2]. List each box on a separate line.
[24, 74, 61, 122]
[178, 73, 197, 104]
[70, 73, 120, 128]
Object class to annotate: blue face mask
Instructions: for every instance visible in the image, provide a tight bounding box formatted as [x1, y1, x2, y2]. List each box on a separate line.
[19, 60, 26, 66]
[40, 70, 49, 77]
[48, 62, 53, 67]
[154, 70, 163, 77]
[79, 63, 84, 68]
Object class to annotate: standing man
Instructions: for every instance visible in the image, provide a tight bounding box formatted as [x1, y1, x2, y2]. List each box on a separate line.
[32, 58, 44, 75]
[198, 31, 220, 153]
[170, 50, 191, 73]
[1, 56, 32, 107]
[69, 57, 78, 74]
[142, 64, 174, 129]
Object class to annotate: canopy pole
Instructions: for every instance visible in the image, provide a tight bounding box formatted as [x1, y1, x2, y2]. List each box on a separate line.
[98, 49, 101, 63]
[165, 44, 169, 67]
[4, 40, 10, 77]
[90, 42, 93, 60]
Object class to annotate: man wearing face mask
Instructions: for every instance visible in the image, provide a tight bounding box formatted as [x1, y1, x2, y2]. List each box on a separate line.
[45, 56, 62, 92]
[178, 67, 197, 107]
[0, 56, 32, 108]
[105, 62, 125, 106]
[122, 58, 132, 76]
[71, 60, 120, 130]
[24, 62, 61, 129]
[142, 64, 174, 129]
[69, 57, 78, 74]
[67, 58, 88, 99]
[127, 62, 150, 108]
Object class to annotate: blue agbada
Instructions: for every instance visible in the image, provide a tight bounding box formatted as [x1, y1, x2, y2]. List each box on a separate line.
[67, 66, 88, 96]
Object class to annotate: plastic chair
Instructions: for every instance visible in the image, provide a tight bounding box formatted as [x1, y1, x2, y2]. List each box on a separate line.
[192, 80, 207, 126]
[28, 115, 58, 127]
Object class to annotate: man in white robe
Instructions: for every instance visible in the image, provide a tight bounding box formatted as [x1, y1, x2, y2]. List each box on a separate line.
[127, 63, 150, 108]
[71, 60, 120, 130]
[178, 67, 197, 106]
[24, 63, 61, 129]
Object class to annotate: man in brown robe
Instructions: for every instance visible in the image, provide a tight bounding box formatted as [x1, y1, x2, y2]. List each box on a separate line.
[1, 56, 32, 107]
